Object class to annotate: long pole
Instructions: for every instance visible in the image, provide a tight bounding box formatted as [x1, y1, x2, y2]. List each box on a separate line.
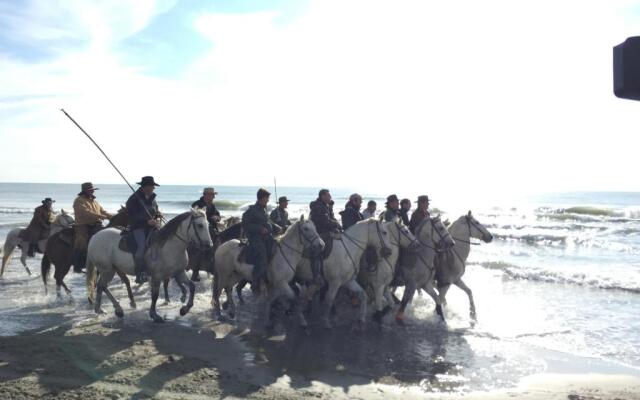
[60, 108, 155, 220]
[273, 176, 278, 203]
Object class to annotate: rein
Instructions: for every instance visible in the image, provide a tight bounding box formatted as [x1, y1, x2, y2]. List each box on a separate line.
[278, 222, 321, 273]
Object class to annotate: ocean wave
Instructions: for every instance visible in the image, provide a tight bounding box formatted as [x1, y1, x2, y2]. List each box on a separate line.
[160, 200, 247, 211]
[535, 206, 638, 224]
[474, 261, 640, 295]
[0, 207, 32, 214]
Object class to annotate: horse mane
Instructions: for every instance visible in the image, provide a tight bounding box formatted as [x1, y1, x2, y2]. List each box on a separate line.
[155, 212, 192, 245]
[275, 219, 300, 244]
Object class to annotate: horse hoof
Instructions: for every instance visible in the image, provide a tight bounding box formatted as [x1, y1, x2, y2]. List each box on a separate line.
[115, 309, 124, 318]
[153, 316, 165, 323]
[381, 305, 392, 316]
[222, 301, 229, 310]
[179, 306, 190, 316]
[228, 311, 236, 320]
[130, 302, 137, 309]
[87, 297, 93, 305]
[180, 296, 187, 303]
[96, 308, 105, 315]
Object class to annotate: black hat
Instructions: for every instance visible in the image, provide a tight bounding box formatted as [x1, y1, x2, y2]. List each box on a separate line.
[278, 196, 289, 203]
[203, 187, 218, 195]
[42, 198, 55, 204]
[257, 188, 271, 199]
[367, 200, 377, 207]
[415, 195, 430, 203]
[79, 182, 98, 195]
[318, 188, 330, 197]
[137, 176, 160, 187]
[386, 194, 399, 204]
[400, 198, 411, 206]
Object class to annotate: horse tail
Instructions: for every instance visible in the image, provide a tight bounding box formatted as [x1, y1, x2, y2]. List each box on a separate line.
[86, 257, 97, 304]
[1, 230, 19, 276]
[41, 252, 51, 287]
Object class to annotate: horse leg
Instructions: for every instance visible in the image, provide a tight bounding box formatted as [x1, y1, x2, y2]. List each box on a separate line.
[321, 283, 340, 330]
[224, 286, 236, 319]
[236, 279, 247, 305]
[176, 271, 196, 317]
[423, 281, 445, 322]
[438, 283, 452, 307]
[371, 284, 386, 325]
[345, 279, 367, 329]
[395, 281, 416, 325]
[390, 286, 401, 304]
[177, 278, 187, 303]
[149, 279, 164, 323]
[212, 274, 225, 321]
[20, 249, 31, 276]
[102, 285, 124, 318]
[117, 271, 136, 309]
[454, 278, 476, 320]
[163, 278, 171, 304]
[95, 269, 116, 315]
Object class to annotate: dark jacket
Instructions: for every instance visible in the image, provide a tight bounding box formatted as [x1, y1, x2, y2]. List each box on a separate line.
[309, 198, 341, 235]
[242, 203, 275, 239]
[22, 205, 52, 242]
[382, 208, 400, 222]
[409, 208, 430, 234]
[126, 188, 160, 232]
[399, 209, 410, 226]
[192, 197, 221, 227]
[269, 207, 291, 231]
[339, 202, 364, 230]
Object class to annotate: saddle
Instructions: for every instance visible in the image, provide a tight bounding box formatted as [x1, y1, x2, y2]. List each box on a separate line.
[118, 228, 157, 254]
[236, 240, 277, 266]
[302, 232, 336, 260]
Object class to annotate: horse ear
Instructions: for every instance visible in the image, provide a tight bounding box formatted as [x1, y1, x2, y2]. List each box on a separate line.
[300, 215, 305, 222]
[61, 208, 66, 214]
[468, 210, 472, 217]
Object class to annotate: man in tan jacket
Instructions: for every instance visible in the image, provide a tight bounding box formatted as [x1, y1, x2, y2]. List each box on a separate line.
[72, 182, 113, 272]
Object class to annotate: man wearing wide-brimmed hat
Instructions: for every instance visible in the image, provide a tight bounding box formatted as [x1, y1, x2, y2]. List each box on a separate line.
[269, 196, 291, 232]
[242, 188, 277, 292]
[126, 176, 162, 284]
[309, 189, 341, 284]
[73, 182, 113, 272]
[409, 195, 431, 234]
[382, 194, 401, 223]
[20, 197, 55, 257]
[190, 187, 222, 281]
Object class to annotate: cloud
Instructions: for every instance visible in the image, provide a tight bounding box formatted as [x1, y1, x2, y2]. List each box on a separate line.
[0, 0, 639, 199]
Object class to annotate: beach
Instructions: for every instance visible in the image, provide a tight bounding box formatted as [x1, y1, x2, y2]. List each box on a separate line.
[0, 183, 639, 398]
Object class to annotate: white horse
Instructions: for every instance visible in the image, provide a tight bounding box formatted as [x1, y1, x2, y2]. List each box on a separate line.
[86, 209, 213, 322]
[297, 218, 394, 329]
[395, 216, 455, 324]
[212, 216, 324, 328]
[432, 211, 493, 319]
[358, 220, 419, 324]
[1, 210, 75, 277]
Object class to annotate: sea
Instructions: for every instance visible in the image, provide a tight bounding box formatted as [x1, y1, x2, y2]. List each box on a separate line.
[0, 182, 639, 393]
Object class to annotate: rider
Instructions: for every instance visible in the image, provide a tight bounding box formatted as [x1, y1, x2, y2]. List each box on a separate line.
[399, 198, 411, 226]
[73, 182, 113, 272]
[309, 189, 341, 284]
[242, 188, 277, 293]
[22, 198, 55, 257]
[270, 196, 292, 232]
[339, 193, 364, 230]
[381, 194, 401, 222]
[409, 195, 431, 234]
[362, 200, 377, 219]
[126, 176, 161, 284]
[190, 187, 221, 281]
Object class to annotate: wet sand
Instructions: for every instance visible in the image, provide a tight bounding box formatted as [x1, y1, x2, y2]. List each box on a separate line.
[0, 309, 639, 399]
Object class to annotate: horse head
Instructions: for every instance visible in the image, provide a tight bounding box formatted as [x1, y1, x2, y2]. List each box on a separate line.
[368, 219, 393, 258]
[54, 210, 75, 227]
[386, 220, 419, 251]
[465, 211, 493, 243]
[415, 216, 455, 250]
[187, 208, 214, 250]
[294, 215, 324, 253]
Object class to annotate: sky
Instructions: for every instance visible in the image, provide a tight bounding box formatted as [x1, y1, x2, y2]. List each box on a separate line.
[1, 0, 640, 197]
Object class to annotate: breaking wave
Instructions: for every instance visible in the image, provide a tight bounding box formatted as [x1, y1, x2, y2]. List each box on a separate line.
[0, 207, 32, 215]
[160, 200, 247, 211]
[475, 261, 640, 294]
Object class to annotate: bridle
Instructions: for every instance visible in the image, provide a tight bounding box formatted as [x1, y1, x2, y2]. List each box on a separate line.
[341, 220, 392, 268]
[278, 221, 323, 272]
[175, 213, 210, 250]
[451, 216, 489, 246]
[392, 222, 418, 249]
[415, 217, 452, 252]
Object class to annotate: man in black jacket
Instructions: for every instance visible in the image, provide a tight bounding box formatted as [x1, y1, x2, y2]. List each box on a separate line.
[340, 193, 364, 230]
[382, 194, 401, 222]
[399, 198, 411, 226]
[242, 188, 277, 292]
[270, 196, 291, 232]
[309, 189, 341, 283]
[126, 176, 161, 284]
[190, 187, 221, 281]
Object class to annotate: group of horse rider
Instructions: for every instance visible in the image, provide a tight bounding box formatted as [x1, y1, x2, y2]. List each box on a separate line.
[23, 180, 431, 292]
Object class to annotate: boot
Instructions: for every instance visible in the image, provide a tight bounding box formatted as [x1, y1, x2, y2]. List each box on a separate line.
[27, 242, 37, 257]
[191, 266, 201, 282]
[72, 249, 86, 273]
[134, 257, 148, 284]
[311, 259, 323, 285]
[251, 264, 262, 294]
